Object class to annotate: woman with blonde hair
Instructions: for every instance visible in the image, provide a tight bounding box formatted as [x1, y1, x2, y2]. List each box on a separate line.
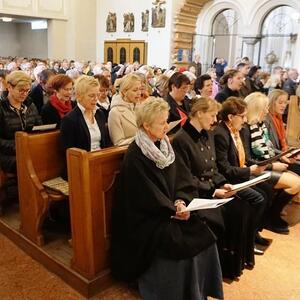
[111, 97, 223, 300]
[244, 92, 300, 233]
[108, 73, 141, 145]
[60, 75, 111, 157]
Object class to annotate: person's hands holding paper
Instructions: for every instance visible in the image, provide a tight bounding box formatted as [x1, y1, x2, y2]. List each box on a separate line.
[214, 184, 236, 198]
[250, 164, 267, 175]
[173, 200, 190, 220]
[272, 161, 288, 172]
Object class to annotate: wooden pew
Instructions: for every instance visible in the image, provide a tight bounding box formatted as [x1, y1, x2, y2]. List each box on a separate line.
[286, 95, 300, 147]
[67, 146, 127, 280]
[15, 130, 67, 246]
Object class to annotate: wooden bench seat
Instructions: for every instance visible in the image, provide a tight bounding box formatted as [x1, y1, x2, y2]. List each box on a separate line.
[15, 130, 67, 246]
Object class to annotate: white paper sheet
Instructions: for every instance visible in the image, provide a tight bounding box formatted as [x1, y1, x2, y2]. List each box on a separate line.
[231, 172, 271, 192]
[167, 119, 182, 133]
[32, 124, 56, 131]
[183, 197, 234, 212]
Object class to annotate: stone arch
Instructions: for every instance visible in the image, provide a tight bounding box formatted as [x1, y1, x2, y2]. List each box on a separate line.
[171, 0, 211, 66]
[248, 0, 300, 34]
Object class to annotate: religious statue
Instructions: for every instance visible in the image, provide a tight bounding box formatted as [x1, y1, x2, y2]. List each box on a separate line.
[123, 13, 135, 32]
[106, 12, 116, 32]
[141, 9, 149, 32]
[152, 0, 166, 28]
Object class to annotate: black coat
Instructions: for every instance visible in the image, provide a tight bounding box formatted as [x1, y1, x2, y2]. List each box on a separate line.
[28, 82, 44, 114]
[60, 106, 111, 152]
[166, 93, 190, 134]
[214, 121, 251, 183]
[41, 100, 76, 128]
[0, 97, 42, 173]
[111, 141, 216, 281]
[283, 78, 298, 96]
[172, 120, 227, 201]
[215, 86, 239, 103]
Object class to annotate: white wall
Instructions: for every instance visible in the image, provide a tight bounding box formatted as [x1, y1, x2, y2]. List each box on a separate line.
[0, 23, 19, 56]
[96, 0, 180, 68]
[0, 22, 47, 58]
[17, 23, 48, 58]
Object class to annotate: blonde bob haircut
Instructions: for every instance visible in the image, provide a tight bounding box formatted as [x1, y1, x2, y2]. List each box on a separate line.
[6, 70, 31, 87]
[268, 89, 288, 114]
[135, 97, 169, 129]
[244, 92, 269, 125]
[189, 96, 221, 118]
[119, 73, 141, 96]
[75, 75, 99, 97]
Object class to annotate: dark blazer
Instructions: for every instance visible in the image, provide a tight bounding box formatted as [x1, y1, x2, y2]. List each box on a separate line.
[96, 102, 110, 122]
[41, 100, 76, 128]
[172, 120, 227, 201]
[214, 121, 252, 183]
[28, 83, 44, 114]
[166, 93, 190, 134]
[215, 86, 239, 103]
[60, 106, 111, 153]
[283, 78, 298, 96]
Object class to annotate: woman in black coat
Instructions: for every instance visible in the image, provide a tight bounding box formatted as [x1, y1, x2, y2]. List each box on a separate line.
[172, 96, 257, 278]
[111, 97, 223, 300]
[60, 76, 111, 178]
[214, 97, 272, 247]
[0, 71, 42, 174]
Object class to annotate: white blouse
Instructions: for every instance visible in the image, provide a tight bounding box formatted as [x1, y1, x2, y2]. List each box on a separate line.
[77, 103, 101, 151]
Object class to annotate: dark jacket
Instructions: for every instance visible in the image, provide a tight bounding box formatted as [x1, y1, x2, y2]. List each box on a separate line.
[166, 93, 190, 134]
[283, 78, 298, 96]
[60, 106, 111, 153]
[0, 97, 42, 173]
[28, 82, 44, 114]
[96, 102, 110, 122]
[215, 86, 239, 103]
[214, 121, 252, 183]
[41, 100, 76, 128]
[172, 120, 227, 201]
[111, 141, 216, 281]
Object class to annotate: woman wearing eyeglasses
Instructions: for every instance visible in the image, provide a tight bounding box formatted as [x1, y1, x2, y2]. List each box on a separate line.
[0, 71, 42, 174]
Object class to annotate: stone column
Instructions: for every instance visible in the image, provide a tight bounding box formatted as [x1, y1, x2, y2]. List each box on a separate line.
[242, 36, 260, 62]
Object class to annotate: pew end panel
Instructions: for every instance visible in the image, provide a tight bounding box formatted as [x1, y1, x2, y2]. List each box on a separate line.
[16, 130, 66, 246]
[67, 146, 127, 280]
[286, 95, 300, 148]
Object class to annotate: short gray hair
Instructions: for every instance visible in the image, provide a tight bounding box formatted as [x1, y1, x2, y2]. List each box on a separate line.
[136, 97, 169, 128]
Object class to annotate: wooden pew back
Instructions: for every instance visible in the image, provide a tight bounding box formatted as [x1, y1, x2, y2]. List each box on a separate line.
[286, 95, 300, 147]
[67, 146, 127, 280]
[15, 130, 65, 245]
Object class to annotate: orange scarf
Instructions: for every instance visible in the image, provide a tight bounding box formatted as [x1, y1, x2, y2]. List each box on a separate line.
[227, 123, 246, 167]
[269, 112, 288, 151]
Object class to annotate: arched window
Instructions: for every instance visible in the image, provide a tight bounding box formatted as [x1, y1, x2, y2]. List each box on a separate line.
[107, 47, 113, 62]
[133, 47, 140, 63]
[120, 47, 126, 64]
[259, 6, 298, 70]
[211, 9, 239, 66]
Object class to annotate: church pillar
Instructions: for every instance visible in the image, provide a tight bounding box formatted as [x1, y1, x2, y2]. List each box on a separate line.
[242, 36, 260, 62]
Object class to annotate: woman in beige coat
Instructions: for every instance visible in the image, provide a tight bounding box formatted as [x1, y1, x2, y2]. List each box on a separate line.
[108, 74, 142, 146]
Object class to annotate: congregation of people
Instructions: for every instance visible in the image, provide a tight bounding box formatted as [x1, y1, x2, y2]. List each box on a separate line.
[1, 54, 300, 300]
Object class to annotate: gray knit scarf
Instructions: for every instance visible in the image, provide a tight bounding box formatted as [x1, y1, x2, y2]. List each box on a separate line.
[135, 129, 175, 169]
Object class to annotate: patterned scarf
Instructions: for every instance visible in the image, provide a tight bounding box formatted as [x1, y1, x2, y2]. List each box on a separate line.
[50, 93, 72, 119]
[249, 122, 276, 159]
[135, 129, 175, 169]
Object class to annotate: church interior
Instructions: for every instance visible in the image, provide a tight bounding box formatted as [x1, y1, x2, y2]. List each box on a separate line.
[0, 0, 300, 299]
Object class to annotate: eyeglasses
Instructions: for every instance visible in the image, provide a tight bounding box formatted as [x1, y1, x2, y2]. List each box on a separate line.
[17, 88, 30, 94]
[235, 114, 247, 119]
